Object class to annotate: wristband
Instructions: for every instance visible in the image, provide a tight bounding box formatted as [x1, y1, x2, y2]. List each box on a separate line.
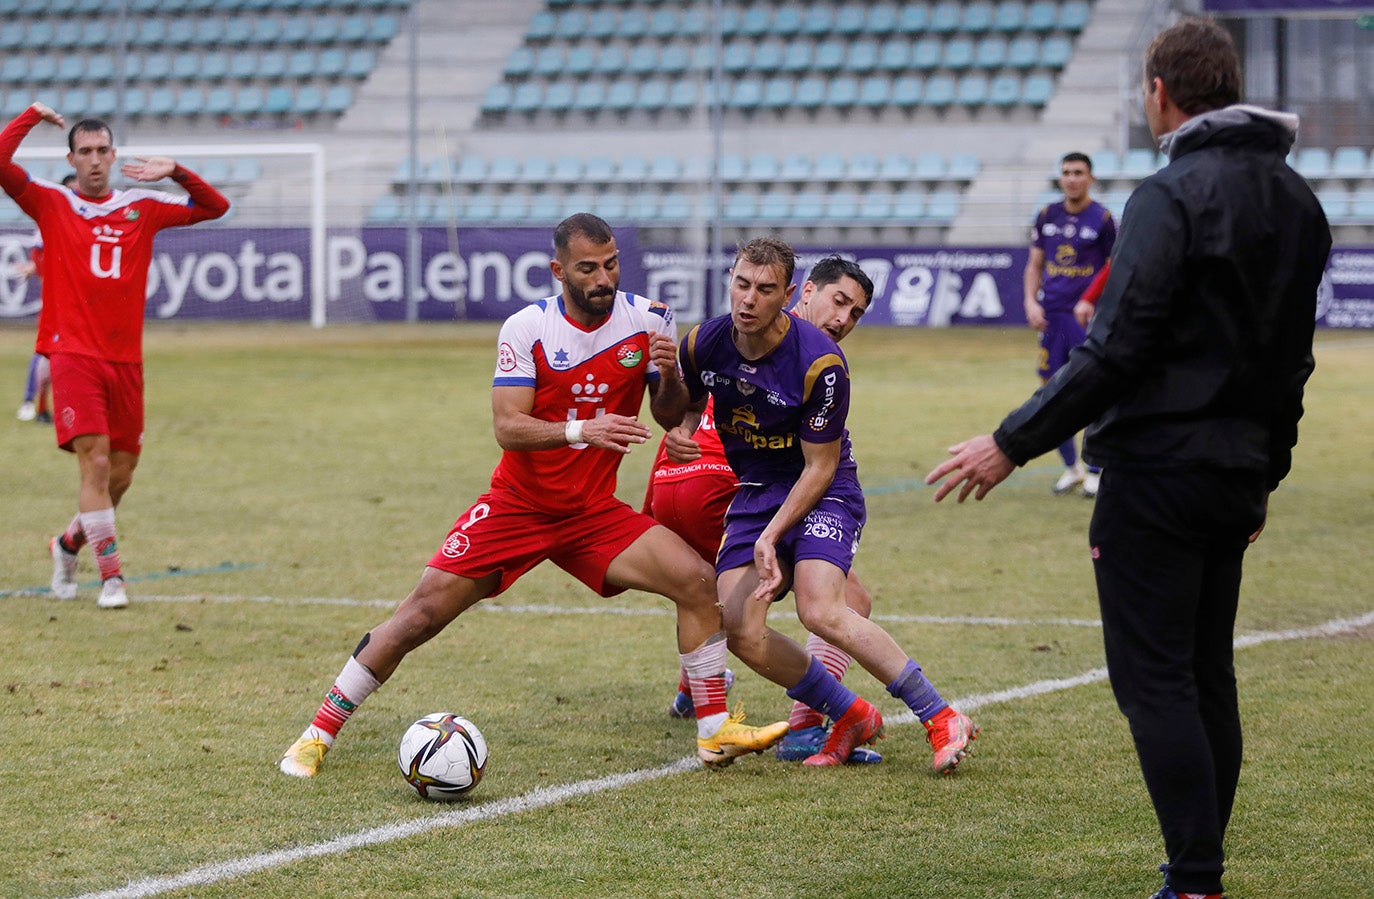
[565, 419, 584, 445]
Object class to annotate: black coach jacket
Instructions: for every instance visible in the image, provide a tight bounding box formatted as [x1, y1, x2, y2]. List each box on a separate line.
[993, 105, 1332, 492]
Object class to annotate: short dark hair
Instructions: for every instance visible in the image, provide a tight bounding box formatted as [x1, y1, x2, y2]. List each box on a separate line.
[67, 118, 113, 152]
[60, 173, 77, 188]
[1144, 17, 1241, 115]
[1061, 151, 1093, 173]
[553, 212, 615, 255]
[806, 256, 874, 305]
[734, 236, 796, 287]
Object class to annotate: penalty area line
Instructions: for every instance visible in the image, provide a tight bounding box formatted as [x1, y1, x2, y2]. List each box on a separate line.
[64, 608, 1374, 899]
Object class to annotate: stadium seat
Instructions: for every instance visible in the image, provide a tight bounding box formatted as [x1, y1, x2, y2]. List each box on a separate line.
[723, 192, 757, 222]
[780, 153, 813, 181]
[585, 8, 618, 40]
[658, 191, 696, 223]
[626, 192, 658, 222]
[757, 190, 791, 223]
[912, 37, 943, 70]
[263, 85, 293, 115]
[520, 157, 552, 183]
[728, 77, 764, 112]
[481, 83, 514, 115]
[833, 3, 867, 36]
[1007, 35, 1039, 68]
[773, 6, 804, 36]
[794, 76, 827, 109]
[368, 194, 403, 223]
[148, 87, 177, 116]
[956, 74, 990, 106]
[570, 81, 604, 114]
[56, 55, 86, 83]
[891, 75, 924, 109]
[595, 45, 629, 77]
[827, 191, 861, 221]
[923, 75, 956, 107]
[259, 50, 288, 79]
[605, 80, 638, 115]
[463, 193, 498, 222]
[1350, 187, 1374, 220]
[504, 47, 535, 78]
[924, 191, 961, 223]
[657, 44, 690, 76]
[988, 74, 1021, 106]
[495, 193, 530, 222]
[720, 154, 747, 181]
[89, 87, 119, 116]
[802, 5, 836, 36]
[827, 75, 860, 109]
[792, 192, 826, 221]
[876, 37, 911, 72]
[1040, 36, 1073, 69]
[1088, 150, 1120, 179]
[1021, 73, 1054, 106]
[948, 154, 982, 180]
[943, 37, 976, 70]
[294, 86, 324, 116]
[648, 155, 683, 182]
[975, 36, 1008, 68]
[665, 80, 698, 113]
[847, 153, 880, 181]
[123, 87, 149, 116]
[814, 154, 847, 182]
[1122, 148, 1159, 179]
[345, 49, 376, 79]
[814, 40, 847, 73]
[1059, 0, 1092, 32]
[1294, 147, 1332, 179]
[993, 0, 1027, 32]
[647, 8, 679, 39]
[761, 77, 794, 110]
[1026, 0, 1058, 31]
[526, 11, 556, 41]
[880, 152, 916, 181]
[1315, 187, 1351, 222]
[857, 75, 891, 109]
[532, 45, 565, 78]
[527, 192, 563, 223]
[963, 1, 996, 32]
[511, 82, 543, 115]
[487, 156, 521, 183]
[635, 80, 669, 112]
[894, 4, 928, 34]
[326, 82, 355, 114]
[174, 87, 207, 116]
[740, 6, 772, 37]
[746, 152, 781, 180]
[626, 44, 658, 76]
[857, 191, 893, 221]
[1330, 146, 1370, 178]
[619, 8, 649, 40]
[844, 39, 880, 74]
[61, 87, 90, 115]
[864, 3, 900, 36]
[915, 153, 948, 180]
[929, 1, 961, 33]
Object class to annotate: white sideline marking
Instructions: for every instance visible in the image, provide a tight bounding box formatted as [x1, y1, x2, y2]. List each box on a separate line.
[66, 609, 1374, 899]
[134, 593, 1106, 628]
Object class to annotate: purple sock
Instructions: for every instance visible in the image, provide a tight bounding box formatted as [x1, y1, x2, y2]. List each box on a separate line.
[786, 656, 858, 722]
[887, 659, 948, 723]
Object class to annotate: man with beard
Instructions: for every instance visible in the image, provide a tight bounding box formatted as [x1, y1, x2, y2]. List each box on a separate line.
[280, 213, 788, 778]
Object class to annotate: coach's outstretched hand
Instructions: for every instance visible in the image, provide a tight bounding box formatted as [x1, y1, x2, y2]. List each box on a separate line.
[924, 434, 1016, 503]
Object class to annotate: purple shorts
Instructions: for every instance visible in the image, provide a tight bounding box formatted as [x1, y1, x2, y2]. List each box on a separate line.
[1037, 311, 1087, 380]
[717, 483, 865, 586]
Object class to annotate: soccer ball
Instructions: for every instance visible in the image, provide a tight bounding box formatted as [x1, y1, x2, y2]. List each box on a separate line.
[397, 712, 488, 800]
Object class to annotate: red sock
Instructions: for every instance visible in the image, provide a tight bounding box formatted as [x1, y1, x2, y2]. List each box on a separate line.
[79, 508, 121, 581]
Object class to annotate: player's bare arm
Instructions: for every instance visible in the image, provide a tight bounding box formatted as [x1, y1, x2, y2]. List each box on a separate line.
[924, 434, 1016, 503]
[29, 102, 64, 128]
[647, 332, 690, 430]
[752, 438, 841, 601]
[492, 384, 648, 454]
[1023, 246, 1047, 331]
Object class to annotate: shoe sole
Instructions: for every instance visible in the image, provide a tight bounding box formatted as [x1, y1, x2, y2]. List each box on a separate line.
[49, 539, 78, 601]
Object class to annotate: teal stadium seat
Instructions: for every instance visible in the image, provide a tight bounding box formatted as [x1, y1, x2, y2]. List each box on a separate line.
[647, 8, 678, 39]
[294, 86, 324, 116]
[754, 40, 787, 74]
[794, 76, 827, 110]
[595, 46, 628, 77]
[191, 18, 224, 47]
[555, 9, 589, 39]
[174, 87, 207, 116]
[757, 191, 791, 223]
[665, 81, 698, 113]
[582, 156, 616, 183]
[1089, 150, 1120, 179]
[619, 9, 649, 40]
[317, 48, 346, 78]
[828, 191, 861, 221]
[658, 45, 689, 75]
[975, 36, 1008, 68]
[781, 153, 813, 181]
[915, 153, 948, 180]
[720, 154, 747, 181]
[123, 87, 148, 116]
[495, 194, 529, 222]
[148, 87, 177, 116]
[368, 194, 402, 222]
[1007, 35, 1039, 68]
[1330, 146, 1369, 179]
[740, 6, 772, 37]
[586, 9, 618, 40]
[989, 74, 1021, 106]
[891, 75, 924, 109]
[792, 192, 826, 221]
[943, 37, 976, 70]
[912, 36, 943, 70]
[520, 157, 552, 184]
[464, 193, 498, 223]
[263, 86, 293, 115]
[627, 45, 658, 76]
[1026, 1, 1058, 31]
[993, 0, 1027, 32]
[453, 156, 487, 185]
[848, 153, 881, 181]
[747, 152, 781, 180]
[1022, 73, 1054, 106]
[616, 156, 648, 181]
[1040, 36, 1073, 69]
[511, 83, 543, 115]
[929, 1, 962, 33]
[605, 81, 637, 115]
[814, 154, 847, 182]
[527, 11, 556, 41]
[626, 192, 657, 223]
[865, 4, 900, 36]
[895, 3, 928, 34]
[89, 87, 119, 116]
[205, 86, 234, 116]
[724, 193, 758, 222]
[802, 6, 836, 36]
[1316, 188, 1350, 222]
[844, 39, 880, 74]
[648, 155, 683, 183]
[827, 76, 860, 109]
[1059, 0, 1092, 31]
[202, 51, 230, 81]
[1350, 188, 1374, 220]
[534, 46, 566, 77]
[658, 192, 695, 224]
[728, 77, 764, 112]
[637, 80, 669, 112]
[877, 37, 911, 72]
[343, 49, 373, 78]
[923, 75, 956, 107]
[540, 81, 575, 114]
[481, 83, 514, 115]
[572, 82, 605, 114]
[24, 56, 56, 84]
[528, 193, 563, 223]
[1122, 148, 1159, 179]
[858, 192, 893, 222]
[773, 6, 803, 36]
[949, 153, 982, 180]
[762, 77, 794, 110]
[61, 88, 90, 114]
[504, 47, 535, 78]
[814, 40, 846, 73]
[857, 76, 891, 109]
[925, 192, 961, 224]
[963, 1, 996, 33]
[259, 50, 287, 80]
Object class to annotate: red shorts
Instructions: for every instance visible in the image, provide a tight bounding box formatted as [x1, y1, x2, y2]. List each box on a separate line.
[646, 473, 737, 564]
[49, 353, 144, 454]
[428, 490, 658, 598]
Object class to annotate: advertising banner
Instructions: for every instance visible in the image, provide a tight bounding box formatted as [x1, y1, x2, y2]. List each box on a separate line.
[1202, 0, 1374, 12]
[1, 226, 1366, 328]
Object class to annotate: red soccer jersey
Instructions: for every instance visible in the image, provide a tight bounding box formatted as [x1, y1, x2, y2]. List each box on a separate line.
[490, 290, 675, 516]
[647, 396, 735, 486]
[0, 107, 230, 362]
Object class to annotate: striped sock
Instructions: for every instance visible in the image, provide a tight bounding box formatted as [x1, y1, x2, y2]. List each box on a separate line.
[307, 655, 381, 743]
[681, 634, 729, 738]
[61, 513, 86, 553]
[79, 508, 120, 582]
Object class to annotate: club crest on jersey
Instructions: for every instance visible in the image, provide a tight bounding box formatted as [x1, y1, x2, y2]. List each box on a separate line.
[124, 208, 140, 221]
[616, 342, 643, 368]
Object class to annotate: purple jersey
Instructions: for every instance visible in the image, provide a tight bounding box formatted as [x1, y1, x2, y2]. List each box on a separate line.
[680, 314, 860, 502]
[1030, 200, 1116, 313]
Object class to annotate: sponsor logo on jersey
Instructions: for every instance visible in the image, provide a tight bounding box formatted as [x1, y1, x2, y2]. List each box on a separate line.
[737, 378, 756, 396]
[802, 510, 846, 542]
[719, 404, 795, 450]
[550, 348, 572, 369]
[497, 342, 517, 372]
[572, 374, 610, 403]
[616, 342, 643, 368]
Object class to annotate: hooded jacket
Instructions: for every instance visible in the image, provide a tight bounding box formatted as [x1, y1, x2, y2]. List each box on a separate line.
[993, 105, 1332, 491]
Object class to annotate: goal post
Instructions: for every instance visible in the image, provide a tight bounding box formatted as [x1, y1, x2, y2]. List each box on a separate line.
[2, 141, 327, 327]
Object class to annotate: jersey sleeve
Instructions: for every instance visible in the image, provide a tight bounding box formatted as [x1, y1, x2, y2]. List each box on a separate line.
[633, 293, 676, 384]
[1029, 206, 1048, 250]
[678, 324, 708, 402]
[799, 352, 850, 445]
[492, 304, 540, 387]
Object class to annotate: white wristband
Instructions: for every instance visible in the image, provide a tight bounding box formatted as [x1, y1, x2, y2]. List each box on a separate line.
[565, 419, 584, 445]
